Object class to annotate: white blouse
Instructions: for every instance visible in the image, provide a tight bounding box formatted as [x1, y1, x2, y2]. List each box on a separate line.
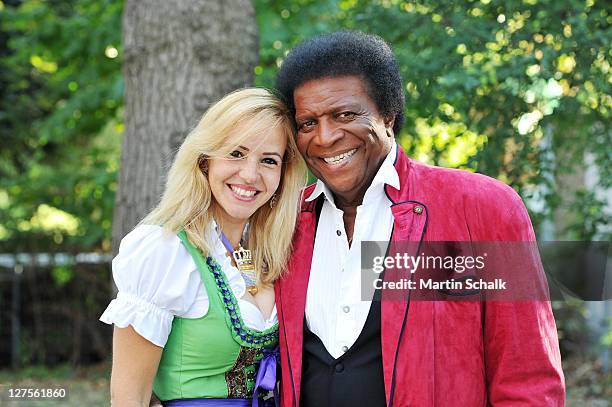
[99, 224, 277, 347]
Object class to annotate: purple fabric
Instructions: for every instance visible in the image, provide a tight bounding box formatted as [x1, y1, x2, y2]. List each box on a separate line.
[219, 231, 235, 253]
[164, 398, 250, 406]
[252, 346, 279, 407]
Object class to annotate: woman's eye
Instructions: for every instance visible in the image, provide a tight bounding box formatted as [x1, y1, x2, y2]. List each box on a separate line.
[229, 150, 244, 159]
[262, 158, 279, 166]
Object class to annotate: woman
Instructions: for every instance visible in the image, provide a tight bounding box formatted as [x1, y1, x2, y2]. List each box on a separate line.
[100, 88, 307, 406]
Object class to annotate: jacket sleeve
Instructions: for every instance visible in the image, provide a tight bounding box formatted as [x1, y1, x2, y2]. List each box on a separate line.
[477, 185, 566, 406]
[483, 302, 565, 406]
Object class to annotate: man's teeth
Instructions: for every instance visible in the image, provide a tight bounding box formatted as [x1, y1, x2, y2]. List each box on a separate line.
[230, 186, 257, 197]
[323, 149, 357, 164]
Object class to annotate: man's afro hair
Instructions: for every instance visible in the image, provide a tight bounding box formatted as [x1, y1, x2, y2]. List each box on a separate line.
[276, 30, 405, 134]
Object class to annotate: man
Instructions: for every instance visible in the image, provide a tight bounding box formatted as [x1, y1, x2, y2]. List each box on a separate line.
[275, 31, 565, 406]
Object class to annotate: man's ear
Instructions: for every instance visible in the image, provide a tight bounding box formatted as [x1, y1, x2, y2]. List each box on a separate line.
[384, 116, 395, 138]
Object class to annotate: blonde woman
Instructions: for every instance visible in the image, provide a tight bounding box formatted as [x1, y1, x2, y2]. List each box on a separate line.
[100, 88, 307, 406]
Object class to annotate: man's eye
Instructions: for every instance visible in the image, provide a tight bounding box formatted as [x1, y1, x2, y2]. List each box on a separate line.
[229, 150, 244, 159]
[262, 158, 279, 166]
[338, 111, 357, 120]
[298, 120, 315, 131]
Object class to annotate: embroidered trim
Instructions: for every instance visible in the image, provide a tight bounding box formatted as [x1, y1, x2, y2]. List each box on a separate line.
[225, 347, 260, 398]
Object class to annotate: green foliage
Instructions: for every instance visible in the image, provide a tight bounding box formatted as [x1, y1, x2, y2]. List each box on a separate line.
[564, 189, 610, 240]
[552, 299, 590, 356]
[51, 264, 73, 287]
[0, 0, 123, 253]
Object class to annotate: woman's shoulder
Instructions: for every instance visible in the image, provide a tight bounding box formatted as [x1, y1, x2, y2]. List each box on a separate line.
[112, 225, 201, 300]
[114, 224, 208, 274]
[117, 224, 182, 258]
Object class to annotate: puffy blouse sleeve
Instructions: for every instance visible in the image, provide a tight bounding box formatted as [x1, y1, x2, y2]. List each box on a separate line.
[99, 225, 203, 347]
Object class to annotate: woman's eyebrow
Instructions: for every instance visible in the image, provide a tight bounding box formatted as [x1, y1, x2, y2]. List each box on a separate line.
[237, 145, 282, 159]
[262, 152, 282, 159]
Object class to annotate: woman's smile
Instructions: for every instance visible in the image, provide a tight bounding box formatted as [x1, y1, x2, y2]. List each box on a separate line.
[228, 184, 260, 201]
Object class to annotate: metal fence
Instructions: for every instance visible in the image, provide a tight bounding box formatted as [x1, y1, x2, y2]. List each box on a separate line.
[0, 253, 113, 369]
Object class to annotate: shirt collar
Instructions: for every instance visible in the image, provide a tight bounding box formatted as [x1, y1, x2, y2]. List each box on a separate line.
[305, 141, 400, 206]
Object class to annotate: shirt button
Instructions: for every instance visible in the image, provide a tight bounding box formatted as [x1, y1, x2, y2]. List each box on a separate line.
[342, 346, 349, 353]
[336, 230, 342, 236]
[335, 363, 344, 373]
[342, 306, 350, 313]
[413, 205, 423, 214]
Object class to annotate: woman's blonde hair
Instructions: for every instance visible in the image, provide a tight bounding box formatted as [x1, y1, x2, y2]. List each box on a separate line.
[143, 88, 307, 284]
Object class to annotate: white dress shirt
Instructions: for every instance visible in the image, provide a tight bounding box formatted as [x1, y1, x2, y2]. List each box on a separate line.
[305, 142, 399, 358]
[100, 224, 277, 347]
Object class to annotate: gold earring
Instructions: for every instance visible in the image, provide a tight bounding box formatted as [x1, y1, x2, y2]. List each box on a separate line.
[269, 193, 278, 208]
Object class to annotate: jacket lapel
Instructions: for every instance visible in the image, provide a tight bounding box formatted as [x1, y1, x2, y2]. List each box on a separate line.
[277, 195, 318, 404]
[381, 201, 428, 404]
[380, 148, 431, 405]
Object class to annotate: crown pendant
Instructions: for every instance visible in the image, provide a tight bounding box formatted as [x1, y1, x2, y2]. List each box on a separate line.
[233, 246, 258, 295]
[233, 246, 255, 271]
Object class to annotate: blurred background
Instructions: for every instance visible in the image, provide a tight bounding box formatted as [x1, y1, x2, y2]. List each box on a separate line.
[0, 0, 610, 405]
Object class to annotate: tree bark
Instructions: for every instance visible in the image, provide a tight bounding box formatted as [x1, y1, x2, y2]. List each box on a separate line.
[113, 0, 258, 253]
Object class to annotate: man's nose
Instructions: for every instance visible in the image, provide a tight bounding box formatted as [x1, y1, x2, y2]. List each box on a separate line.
[314, 119, 342, 147]
[239, 158, 259, 183]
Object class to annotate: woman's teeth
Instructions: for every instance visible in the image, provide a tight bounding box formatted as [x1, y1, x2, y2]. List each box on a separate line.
[230, 186, 257, 197]
[323, 149, 357, 165]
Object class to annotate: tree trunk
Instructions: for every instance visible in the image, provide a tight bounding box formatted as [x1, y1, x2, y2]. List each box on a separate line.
[113, 0, 258, 253]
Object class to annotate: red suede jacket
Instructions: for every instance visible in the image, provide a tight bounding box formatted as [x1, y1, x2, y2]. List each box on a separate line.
[275, 147, 565, 406]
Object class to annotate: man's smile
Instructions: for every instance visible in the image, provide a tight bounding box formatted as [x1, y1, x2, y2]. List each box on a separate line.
[320, 148, 358, 165]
